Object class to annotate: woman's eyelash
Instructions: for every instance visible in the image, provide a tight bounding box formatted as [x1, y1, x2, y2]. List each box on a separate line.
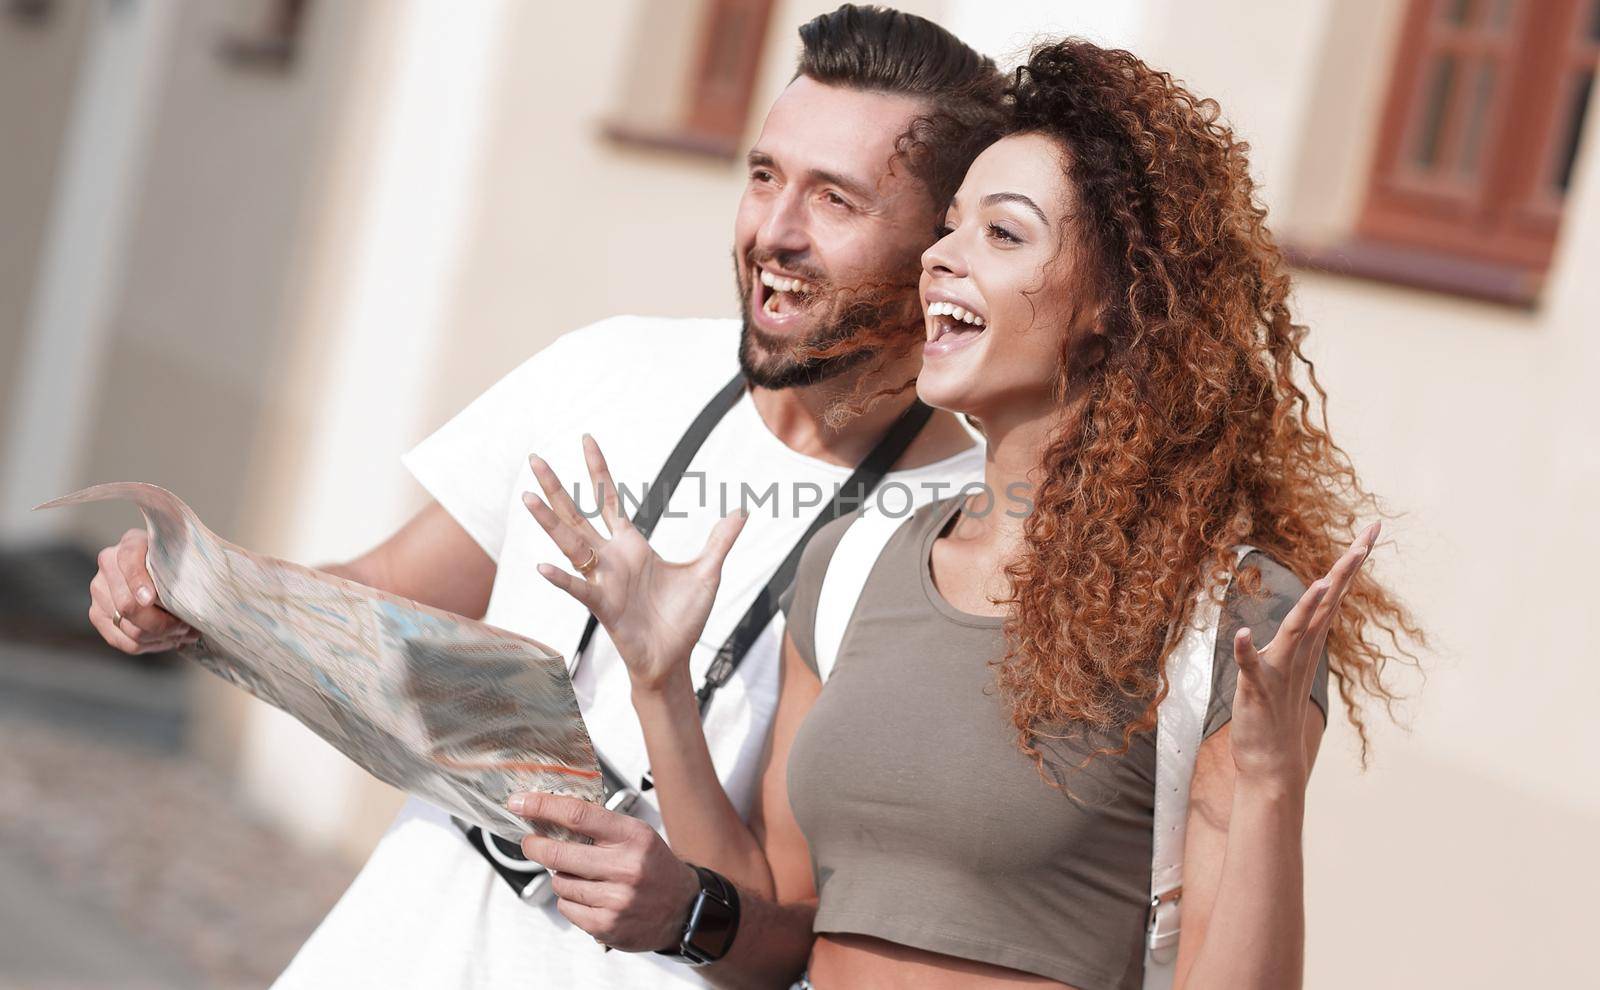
[987, 223, 1020, 243]
[933, 221, 1022, 243]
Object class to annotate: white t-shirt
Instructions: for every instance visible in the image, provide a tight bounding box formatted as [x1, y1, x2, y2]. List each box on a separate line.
[275, 315, 985, 990]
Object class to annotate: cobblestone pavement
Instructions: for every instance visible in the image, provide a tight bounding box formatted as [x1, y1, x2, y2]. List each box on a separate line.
[0, 693, 358, 988]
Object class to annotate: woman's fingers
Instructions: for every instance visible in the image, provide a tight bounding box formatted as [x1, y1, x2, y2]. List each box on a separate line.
[529, 453, 603, 545]
[581, 434, 630, 537]
[537, 562, 598, 610]
[523, 490, 598, 571]
[695, 510, 748, 580]
[1312, 522, 1377, 621]
[1300, 522, 1380, 679]
[1260, 578, 1328, 675]
[1233, 626, 1265, 691]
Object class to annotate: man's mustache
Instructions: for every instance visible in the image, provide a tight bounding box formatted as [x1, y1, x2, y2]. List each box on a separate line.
[743, 251, 828, 288]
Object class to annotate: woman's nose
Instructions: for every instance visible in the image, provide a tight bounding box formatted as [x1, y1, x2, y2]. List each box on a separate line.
[922, 229, 966, 278]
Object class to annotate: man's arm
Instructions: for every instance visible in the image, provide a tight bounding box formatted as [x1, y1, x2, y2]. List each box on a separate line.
[319, 500, 497, 618]
[89, 500, 496, 654]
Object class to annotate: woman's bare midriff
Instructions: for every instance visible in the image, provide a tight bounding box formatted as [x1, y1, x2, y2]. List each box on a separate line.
[805, 932, 1081, 990]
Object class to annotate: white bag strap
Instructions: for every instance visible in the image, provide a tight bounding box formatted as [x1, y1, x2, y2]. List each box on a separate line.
[1143, 543, 1255, 989]
[812, 507, 912, 682]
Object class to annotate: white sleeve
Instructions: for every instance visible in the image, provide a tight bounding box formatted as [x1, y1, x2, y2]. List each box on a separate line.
[400, 318, 618, 562]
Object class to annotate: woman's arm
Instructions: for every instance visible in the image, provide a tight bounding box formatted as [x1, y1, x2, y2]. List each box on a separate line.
[1171, 715, 1324, 989]
[1173, 524, 1378, 990]
[519, 435, 820, 896]
[630, 630, 823, 898]
[505, 633, 824, 987]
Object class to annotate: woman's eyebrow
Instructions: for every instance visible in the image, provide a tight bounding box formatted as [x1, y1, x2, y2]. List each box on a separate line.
[980, 191, 1050, 225]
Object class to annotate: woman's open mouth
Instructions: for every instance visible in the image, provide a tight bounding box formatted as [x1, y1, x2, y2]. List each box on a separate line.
[924, 300, 987, 357]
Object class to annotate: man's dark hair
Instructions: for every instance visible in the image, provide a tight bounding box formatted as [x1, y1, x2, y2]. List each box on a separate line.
[794, 5, 1005, 209]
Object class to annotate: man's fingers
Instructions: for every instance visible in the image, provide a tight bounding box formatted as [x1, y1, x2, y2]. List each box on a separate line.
[529, 453, 603, 544]
[99, 545, 140, 625]
[103, 537, 187, 636]
[582, 434, 630, 537]
[90, 572, 153, 642]
[519, 834, 610, 879]
[549, 870, 622, 910]
[509, 792, 638, 845]
[554, 897, 614, 942]
[94, 560, 186, 641]
[114, 532, 164, 620]
[89, 603, 140, 653]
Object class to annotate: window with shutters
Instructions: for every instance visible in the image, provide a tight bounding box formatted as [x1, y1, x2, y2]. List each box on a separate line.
[1343, 0, 1597, 303]
[604, 0, 777, 161]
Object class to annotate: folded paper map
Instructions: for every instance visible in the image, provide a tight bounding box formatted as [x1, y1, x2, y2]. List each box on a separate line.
[37, 483, 602, 844]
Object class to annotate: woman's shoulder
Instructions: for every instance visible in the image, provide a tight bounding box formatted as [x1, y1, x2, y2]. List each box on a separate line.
[810, 493, 963, 564]
[786, 497, 960, 619]
[1206, 546, 1332, 738]
[1226, 548, 1310, 624]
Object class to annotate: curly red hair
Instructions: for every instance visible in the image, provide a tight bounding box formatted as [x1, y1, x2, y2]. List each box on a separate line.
[991, 39, 1423, 772]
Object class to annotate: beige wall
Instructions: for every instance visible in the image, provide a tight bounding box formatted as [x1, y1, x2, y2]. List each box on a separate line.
[0, 4, 89, 419]
[76, 0, 373, 549]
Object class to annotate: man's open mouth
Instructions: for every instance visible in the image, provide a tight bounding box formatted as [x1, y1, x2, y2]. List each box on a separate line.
[757, 266, 815, 319]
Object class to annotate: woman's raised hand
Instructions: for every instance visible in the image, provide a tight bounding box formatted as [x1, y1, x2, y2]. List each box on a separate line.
[1226, 521, 1381, 787]
[523, 435, 747, 694]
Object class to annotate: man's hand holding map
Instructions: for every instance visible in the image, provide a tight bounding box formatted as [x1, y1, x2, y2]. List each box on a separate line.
[38, 482, 603, 844]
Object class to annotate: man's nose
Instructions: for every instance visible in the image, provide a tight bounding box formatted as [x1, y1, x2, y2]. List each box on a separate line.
[755, 188, 811, 257]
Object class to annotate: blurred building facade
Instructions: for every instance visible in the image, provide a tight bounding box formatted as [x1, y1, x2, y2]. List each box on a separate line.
[0, 1, 1593, 986]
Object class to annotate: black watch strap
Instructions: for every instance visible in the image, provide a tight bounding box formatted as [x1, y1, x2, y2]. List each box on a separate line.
[656, 865, 741, 966]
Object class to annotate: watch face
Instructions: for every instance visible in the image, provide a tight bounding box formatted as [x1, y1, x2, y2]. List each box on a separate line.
[686, 893, 738, 961]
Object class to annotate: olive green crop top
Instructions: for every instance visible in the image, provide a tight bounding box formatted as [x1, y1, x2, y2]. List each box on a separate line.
[781, 496, 1329, 990]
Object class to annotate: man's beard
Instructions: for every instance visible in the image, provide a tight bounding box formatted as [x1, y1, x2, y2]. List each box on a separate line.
[733, 255, 915, 390]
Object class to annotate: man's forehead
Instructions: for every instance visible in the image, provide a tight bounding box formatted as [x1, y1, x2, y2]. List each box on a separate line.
[752, 77, 926, 190]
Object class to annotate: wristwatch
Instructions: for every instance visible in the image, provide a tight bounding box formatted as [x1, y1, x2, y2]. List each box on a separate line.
[656, 864, 741, 966]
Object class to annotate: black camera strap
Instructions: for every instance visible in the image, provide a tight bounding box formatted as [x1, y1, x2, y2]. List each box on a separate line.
[458, 372, 932, 896]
